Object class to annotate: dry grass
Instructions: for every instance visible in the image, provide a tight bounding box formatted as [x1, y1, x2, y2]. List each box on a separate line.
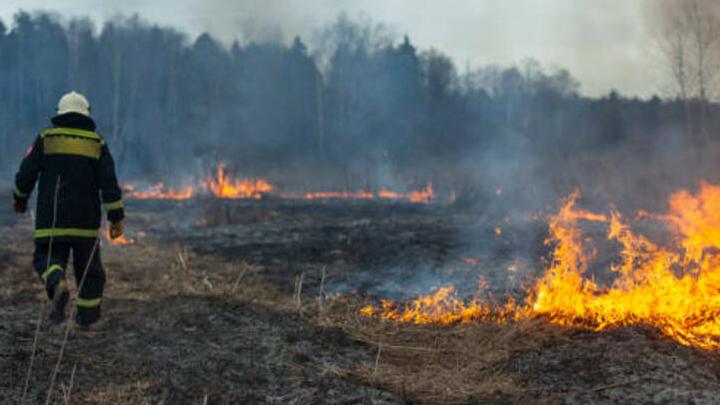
[317, 295, 574, 404]
[314, 293, 720, 404]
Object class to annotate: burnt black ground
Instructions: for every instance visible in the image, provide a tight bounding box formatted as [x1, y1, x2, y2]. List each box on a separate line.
[172, 198, 547, 300]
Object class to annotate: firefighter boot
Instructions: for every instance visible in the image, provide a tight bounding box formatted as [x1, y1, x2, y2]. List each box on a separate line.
[49, 280, 69, 324]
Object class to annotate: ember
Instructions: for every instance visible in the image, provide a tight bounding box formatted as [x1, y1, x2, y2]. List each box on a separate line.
[303, 191, 375, 200]
[105, 230, 134, 245]
[362, 182, 720, 350]
[406, 183, 434, 204]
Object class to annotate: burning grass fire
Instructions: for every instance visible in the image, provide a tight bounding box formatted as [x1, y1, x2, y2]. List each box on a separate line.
[361, 181, 720, 350]
[300, 183, 434, 203]
[124, 163, 438, 203]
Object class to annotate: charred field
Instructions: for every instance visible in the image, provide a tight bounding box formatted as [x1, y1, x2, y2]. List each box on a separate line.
[7, 2, 720, 404]
[3, 194, 720, 404]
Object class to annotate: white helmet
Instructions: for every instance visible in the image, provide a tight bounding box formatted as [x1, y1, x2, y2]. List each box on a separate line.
[57, 91, 90, 116]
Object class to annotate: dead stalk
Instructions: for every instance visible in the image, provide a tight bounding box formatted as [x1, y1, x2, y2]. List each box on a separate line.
[22, 305, 46, 403]
[177, 247, 193, 292]
[586, 378, 642, 393]
[177, 248, 187, 271]
[230, 265, 249, 295]
[294, 273, 304, 311]
[22, 175, 61, 404]
[62, 362, 77, 405]
[45, 237, 100, 405]
[318, 266, 327, 314]
[373, 341, 383, 377]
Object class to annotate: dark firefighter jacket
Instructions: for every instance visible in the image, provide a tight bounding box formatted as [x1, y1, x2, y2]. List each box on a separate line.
[13, 112, 124, 242]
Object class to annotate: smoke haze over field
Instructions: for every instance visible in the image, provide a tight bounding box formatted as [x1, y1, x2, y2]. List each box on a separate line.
[5, 1, 720, 315]
[0, 0, 655, 97]
[1, 1, 720, 218]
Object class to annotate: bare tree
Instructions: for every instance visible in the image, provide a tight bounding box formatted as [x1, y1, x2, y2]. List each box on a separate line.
[651, 0, 720, 144]
[687, 0, 720, 140]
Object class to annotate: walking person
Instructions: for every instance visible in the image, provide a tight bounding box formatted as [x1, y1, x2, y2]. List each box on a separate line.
[12, 91, 125, 328]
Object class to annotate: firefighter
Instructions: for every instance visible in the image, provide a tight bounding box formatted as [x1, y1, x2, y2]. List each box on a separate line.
[12, 91, 124, 327]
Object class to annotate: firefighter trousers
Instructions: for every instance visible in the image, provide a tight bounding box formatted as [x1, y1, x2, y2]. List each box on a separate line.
[33, 239, 105, 325]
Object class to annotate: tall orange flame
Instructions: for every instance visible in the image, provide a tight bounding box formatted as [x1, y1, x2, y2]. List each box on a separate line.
[203, 163, 273, 199]
[361, 182, 720, 350]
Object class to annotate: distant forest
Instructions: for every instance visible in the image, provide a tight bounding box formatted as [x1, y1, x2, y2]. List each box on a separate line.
[1, 11, 719, 210]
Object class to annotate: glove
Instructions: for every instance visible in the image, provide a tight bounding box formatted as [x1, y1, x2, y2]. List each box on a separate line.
[12, 199, 27, 214]
[109, 220, 124, 240]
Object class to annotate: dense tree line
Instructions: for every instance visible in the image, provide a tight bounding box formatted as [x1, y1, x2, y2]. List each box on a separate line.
[0, 11, 717, 207]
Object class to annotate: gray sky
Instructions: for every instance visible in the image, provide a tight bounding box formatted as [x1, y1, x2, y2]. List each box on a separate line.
[0, 0, 658, 97]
